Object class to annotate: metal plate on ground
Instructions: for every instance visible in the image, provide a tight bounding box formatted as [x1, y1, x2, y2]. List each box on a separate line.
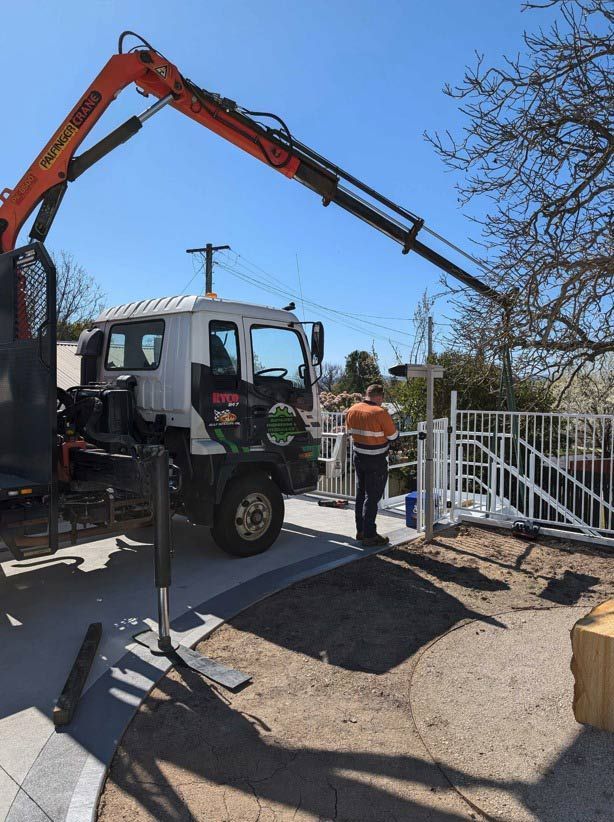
[134, 628, 251, 691]
[174, 644, 252, 690]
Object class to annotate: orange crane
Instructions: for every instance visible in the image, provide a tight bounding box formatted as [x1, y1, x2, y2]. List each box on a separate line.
[0, 31, 503, 307]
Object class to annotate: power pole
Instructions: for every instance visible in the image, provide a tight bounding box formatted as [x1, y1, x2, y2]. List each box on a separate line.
[185, 243, 230, 294]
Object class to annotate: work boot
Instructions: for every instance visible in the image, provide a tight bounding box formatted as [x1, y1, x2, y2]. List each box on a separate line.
[361, 533, 390, 547]
[356, 531, 364, 541]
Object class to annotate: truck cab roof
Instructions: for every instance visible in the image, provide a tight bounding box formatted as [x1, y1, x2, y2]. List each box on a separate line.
[96, 295, 301, 325]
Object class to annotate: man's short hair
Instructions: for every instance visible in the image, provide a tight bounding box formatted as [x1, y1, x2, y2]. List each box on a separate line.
[366, 383, 384, 399]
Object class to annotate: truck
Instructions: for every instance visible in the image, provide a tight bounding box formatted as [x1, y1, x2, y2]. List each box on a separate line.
[78, 294, 323, 555]
[0, 272, 323, 559]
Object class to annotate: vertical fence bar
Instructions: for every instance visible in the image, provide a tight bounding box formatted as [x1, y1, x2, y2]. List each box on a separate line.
[449, 392, 457, 521]
[580, 423, 586, 522]
[449, 393, 457, 522]
[417, 422, 423, 532]
[565, 415, 570, 524]
[498, 434, 504, 511]
[528, 452, 535, 519]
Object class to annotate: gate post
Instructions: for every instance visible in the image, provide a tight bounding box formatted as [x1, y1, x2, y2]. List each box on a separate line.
[388, 362, 444, 539]
[425, 364, 435, 541]
[449, 391, 458, 523]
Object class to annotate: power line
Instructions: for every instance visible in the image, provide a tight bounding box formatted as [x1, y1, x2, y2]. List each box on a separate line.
[218, 251, 417, 338]
[217, 261, 408, 343]
[216, 260, 413, 348]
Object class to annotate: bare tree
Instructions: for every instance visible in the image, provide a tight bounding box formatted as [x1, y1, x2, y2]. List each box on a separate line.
[427, 0, 613, 393]
[409, 290, 433, 363]
[320, 361, 343, 391]
[52, 251, 105, 340]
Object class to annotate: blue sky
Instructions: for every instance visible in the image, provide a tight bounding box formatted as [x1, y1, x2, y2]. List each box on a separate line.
[1, 1, 550, 369]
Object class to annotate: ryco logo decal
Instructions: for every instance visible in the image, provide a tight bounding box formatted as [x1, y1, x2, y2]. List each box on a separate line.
[212, 392, 240, 405]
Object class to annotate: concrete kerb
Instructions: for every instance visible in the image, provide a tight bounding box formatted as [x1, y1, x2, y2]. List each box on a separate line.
[6, 526, 416, 822]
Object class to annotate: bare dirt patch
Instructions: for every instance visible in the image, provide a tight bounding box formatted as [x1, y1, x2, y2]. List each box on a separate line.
[97, 525, 614, 821]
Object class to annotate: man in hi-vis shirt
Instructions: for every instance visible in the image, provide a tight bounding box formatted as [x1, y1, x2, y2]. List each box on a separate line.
[345, 384, 398, 546]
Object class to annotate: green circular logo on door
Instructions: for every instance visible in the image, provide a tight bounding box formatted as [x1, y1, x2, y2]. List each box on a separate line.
[266, 403, 300, 445]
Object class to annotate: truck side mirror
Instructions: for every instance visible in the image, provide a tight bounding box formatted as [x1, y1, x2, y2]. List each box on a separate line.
[310, 322, 324, 366]
[76, 327, 103, 357]
[76, 327, 103, 385]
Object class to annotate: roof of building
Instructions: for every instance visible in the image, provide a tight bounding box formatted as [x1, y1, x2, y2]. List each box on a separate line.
[96, 295, 299, 324]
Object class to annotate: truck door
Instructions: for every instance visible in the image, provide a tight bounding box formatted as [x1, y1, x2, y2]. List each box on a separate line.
[242, 318, 317, 455]
[190, 313, 249, 452]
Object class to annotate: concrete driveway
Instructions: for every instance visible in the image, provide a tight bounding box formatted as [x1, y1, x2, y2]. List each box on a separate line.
[0, 496, 410, 822]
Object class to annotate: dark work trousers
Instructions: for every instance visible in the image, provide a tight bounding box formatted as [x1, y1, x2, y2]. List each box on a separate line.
[353, 451, 388, 538]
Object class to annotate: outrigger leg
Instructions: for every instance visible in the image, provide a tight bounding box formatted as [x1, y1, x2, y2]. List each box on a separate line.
[135, 448, 251, 691]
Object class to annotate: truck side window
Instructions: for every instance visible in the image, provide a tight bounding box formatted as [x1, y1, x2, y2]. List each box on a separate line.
[210, 321, 240, 378]
[251, 326, 308, 389]
[105, 320, 164, 371]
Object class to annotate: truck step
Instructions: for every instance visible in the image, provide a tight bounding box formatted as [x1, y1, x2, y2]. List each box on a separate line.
[11, 543, 56, 561]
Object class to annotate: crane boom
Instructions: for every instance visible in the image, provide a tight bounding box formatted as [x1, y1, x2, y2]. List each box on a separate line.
[0, 32, 506, 310]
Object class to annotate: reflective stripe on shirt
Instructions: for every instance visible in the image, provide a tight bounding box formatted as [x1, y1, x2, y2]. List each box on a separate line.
[353, 444, 390, 456]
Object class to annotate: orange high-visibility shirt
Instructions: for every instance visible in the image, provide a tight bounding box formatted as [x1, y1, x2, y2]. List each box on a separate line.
[345, 401, 398, 456]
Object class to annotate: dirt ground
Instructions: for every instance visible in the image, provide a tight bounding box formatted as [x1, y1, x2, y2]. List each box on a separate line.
[97, 525, 614, 821]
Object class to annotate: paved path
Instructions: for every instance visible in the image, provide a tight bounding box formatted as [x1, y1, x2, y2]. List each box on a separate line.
[411, 605, 614, 822]
[0, 497, 410, 822]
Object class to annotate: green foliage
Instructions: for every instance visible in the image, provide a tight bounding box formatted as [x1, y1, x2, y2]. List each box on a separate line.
[336, 349, 382, 394]
[386, 351, 553, 425]
[57, 320, 91, 341]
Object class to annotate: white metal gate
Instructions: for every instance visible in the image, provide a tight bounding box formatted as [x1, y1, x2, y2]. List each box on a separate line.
[453, 408, 614, 542]
[415, 417, 449, 530]
[318, 411, 448, 528]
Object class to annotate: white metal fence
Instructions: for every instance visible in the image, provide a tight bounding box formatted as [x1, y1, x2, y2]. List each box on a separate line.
[318, 401, 614, 545]
[317, 411, 444, 519]
[318, 411, 420, 506]
[454, 409, 614, 542]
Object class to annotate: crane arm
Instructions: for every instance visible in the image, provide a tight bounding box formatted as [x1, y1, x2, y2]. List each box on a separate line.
[0, 34, 503, 306]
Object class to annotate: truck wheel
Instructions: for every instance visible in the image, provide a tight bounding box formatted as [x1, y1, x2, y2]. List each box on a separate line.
[212, 472, 284, 557]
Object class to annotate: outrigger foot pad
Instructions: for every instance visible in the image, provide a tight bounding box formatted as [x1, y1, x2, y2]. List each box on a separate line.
[133, 628, 252, 691]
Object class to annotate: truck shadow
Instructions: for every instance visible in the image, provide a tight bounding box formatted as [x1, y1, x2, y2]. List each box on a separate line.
[198, 546, 504, 675]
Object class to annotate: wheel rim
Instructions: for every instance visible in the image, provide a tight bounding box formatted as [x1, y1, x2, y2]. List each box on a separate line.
[234, 492, 273, 541]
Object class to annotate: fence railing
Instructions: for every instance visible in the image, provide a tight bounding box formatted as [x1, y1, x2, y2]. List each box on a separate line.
[317, 411, 443, 515]
[455, 409, 614, 541]
[318, 411, 420, 507]
[318, 404, 614, 545]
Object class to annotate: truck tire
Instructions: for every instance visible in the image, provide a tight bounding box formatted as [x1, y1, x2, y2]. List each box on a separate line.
[212, 472, 284, 557]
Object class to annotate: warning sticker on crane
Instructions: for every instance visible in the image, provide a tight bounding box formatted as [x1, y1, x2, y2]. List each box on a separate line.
[155, 65, 168, 79]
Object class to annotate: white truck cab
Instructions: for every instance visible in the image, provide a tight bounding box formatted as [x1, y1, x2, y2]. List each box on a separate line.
[75, 294, 324, 556]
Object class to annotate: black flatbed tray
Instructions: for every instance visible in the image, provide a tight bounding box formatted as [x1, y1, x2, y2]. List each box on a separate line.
[0, 472, 47, 499]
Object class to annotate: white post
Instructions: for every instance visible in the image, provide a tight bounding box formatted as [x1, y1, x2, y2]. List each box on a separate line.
[449, 391, 458, 522]
[528, 452, 535, 519]
[498, 435, 505, 512]
[417, 426, 423, 532]
[425, 363, 434, 542]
